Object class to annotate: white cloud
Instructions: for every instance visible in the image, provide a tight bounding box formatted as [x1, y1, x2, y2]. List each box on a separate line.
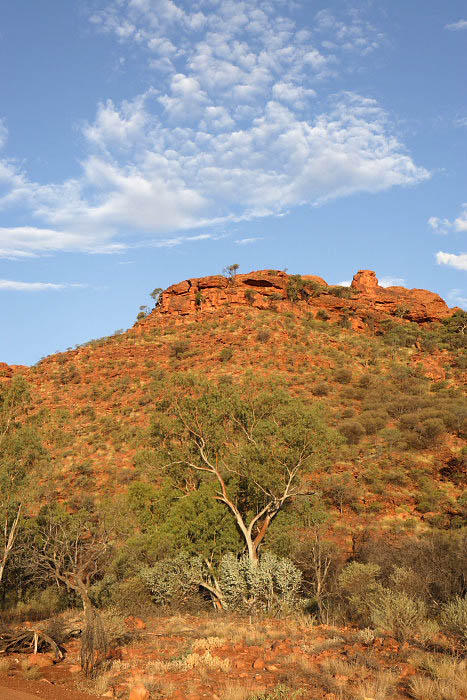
[0, 226, 126, 259]
[445, 19, 467, 31]
[338, 280, 351, 286]
[235, 236, 263, 245]
[379, 276, 405, 287]
[0, 1, 429, 258]
[429, 204, 467, 234]
[0, 280, 81, 291]
[436, 251, 467, 271]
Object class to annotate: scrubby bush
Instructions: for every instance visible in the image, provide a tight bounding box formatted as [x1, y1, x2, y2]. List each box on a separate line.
[316, 309, 330, 322]
[439, 596, 467, 648]
[339, 419, 365, 444]
[360, 410, 387, 435]
[369, 589, 434, 642]
[311, 382, 328, 397]
[219, 347, 234, 362]
[338, 562, 382, 624]
[333, 368, 352, 384]
[170, 340, 191, 358]
[143, 551, 302, 614]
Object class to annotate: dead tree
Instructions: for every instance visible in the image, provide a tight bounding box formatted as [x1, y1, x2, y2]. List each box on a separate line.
[27, 514, 111, 676]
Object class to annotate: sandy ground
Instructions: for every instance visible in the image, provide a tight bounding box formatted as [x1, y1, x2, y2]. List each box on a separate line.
[0, 679, 100, 700]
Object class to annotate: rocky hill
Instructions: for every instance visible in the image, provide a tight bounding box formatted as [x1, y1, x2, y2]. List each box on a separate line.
[1, 267, 464, 526]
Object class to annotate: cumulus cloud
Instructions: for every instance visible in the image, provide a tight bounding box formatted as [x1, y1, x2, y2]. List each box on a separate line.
[0, 1, 429, 258]
[436, 252, 467, 271]
[445, 19, 467, 31]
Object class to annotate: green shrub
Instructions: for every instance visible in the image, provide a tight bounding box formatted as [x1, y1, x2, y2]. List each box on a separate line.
[360, 410, 387, 435]
[369, 589, 433, 642]
[439, 596, 467, 648]
[339, 419, 365, 444]
[170, 340, 191, 358]
[219, 552, 302, 614]
[338, 562, 382, 624]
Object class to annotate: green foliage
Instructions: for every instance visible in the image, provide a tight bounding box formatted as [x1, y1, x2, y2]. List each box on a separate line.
[439, 596, 467, 647]
[339, 419, 365, 444]
[143, 550, 303, 613]
[223, 263, 240, 281]
[311, 382, 329, 397]
[338, 562, 383, 623]
[170, 340, 191, 358]
[286, 275, 322, 302]
[369, 589, 433, 642]
[321, 472, 360, 512]
[150, 374, 340, 543]
[439, 310, 467, 350]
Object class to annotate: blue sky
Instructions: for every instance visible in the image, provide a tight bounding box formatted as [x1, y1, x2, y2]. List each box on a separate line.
[0, 0, 466, 365]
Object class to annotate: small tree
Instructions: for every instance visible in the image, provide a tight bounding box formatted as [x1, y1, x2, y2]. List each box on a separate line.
[150, 288, 163, 305]
[27, 507, 111, 676]
[223, 264, 240, 282]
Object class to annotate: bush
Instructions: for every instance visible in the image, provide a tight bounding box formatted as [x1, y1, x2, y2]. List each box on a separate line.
[369, 590, 433, 642]
[316, 309, 330, 322]
[440, 596, 467, 648]
[311, 382, 328, 397]
[360, 410, 387, 435]
[170, 340, 191, 358]
[339, 420, 365, 444]
[143, 551, 303, 614]
[100, 608, 135, 646]
[338, 562, 382, 624]
[219, 347, 234, 362]
[256, 330, 270, 342]
[219, 552, 303, 614]
[333, 368, 352, 384]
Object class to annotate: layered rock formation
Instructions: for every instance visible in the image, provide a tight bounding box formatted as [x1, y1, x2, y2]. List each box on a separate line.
[151, 269, 454, 328]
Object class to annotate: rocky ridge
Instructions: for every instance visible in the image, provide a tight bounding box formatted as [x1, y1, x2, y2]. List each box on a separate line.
[145, 268, 455, 329]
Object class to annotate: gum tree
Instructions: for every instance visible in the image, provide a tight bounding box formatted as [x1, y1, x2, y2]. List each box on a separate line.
[151, 374, 340, 565]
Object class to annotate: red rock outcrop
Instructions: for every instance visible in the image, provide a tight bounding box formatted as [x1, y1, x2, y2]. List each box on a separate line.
[149, 269, 454, 328]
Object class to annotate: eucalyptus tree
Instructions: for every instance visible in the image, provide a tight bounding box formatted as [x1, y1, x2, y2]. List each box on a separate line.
[150, 373, 340, 565]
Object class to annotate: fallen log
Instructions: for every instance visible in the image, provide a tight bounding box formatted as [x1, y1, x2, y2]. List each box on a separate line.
[0, 629, 65, 661]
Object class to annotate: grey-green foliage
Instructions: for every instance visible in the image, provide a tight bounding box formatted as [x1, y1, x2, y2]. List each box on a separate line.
[220, 551, 302, 614]
[143, 550, 303, 613]
[141, 552, 204, 606]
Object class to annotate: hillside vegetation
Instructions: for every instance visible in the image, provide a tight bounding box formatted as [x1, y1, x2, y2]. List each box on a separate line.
[0, 268, 465, 699]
